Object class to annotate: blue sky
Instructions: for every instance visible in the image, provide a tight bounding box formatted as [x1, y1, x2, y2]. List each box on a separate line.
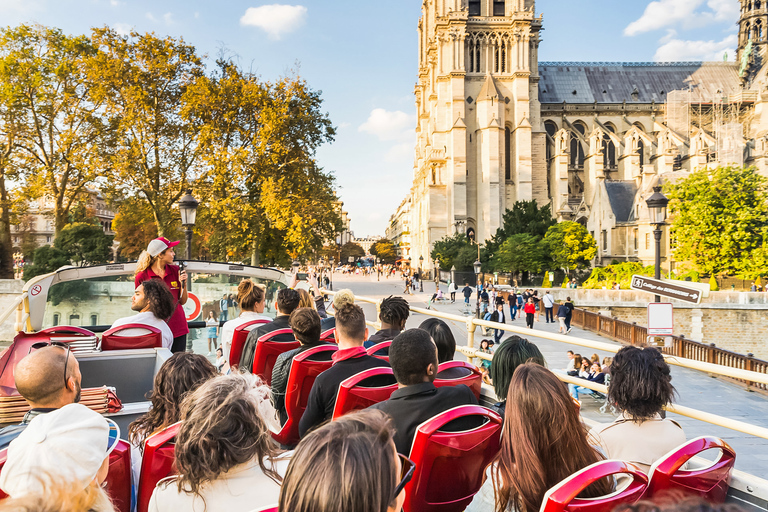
[0, 0, 740, 236]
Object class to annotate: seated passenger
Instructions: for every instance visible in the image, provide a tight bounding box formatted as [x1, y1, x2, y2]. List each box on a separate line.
[239, 288, 301, 372]
[219, 279, 270, 363]
[590, 346, 685, 473]
[271, 307, 333, 425]
[363, 295, 410, 353]
[466, 364, 612, 512]
[128, 353, 217, 486]
[419, 318, 469, 379]
[320, 288, 355, 331]
[0, 403, 120, 506]
[488, 336, 545, 421]
[568, 361, 606, 401]
[149, 373, 287, 511]
[110, 279, 174, 349]
[369, 328, 479, 455]
[0, 345, 81, 449]
[280, 409, 406, 512]
[299, 303, 390, 437]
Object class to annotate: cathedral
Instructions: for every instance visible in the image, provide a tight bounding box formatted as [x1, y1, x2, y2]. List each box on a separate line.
[396, 0, 768, 276]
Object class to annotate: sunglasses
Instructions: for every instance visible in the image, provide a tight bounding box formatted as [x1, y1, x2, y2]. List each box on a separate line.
[393, 454, 416, 501]
[29, 341, 71, 387]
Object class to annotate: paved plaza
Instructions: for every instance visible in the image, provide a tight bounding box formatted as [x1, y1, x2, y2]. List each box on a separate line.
[297, 272, 768, 475]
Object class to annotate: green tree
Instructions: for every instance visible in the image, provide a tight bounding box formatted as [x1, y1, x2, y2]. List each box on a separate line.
[340, 242, 365, 262]
[488, 200, 557, 253]
[23, 245, 70, 280]
[112, 196, 158, 260]
[430, 232, 490, 271]
[667, 166, 768, 277]
[370, 238, 398, 263]
[54, 221, 113, 267]
[494, 233, 548, 278]
[543, 221, 597, 276]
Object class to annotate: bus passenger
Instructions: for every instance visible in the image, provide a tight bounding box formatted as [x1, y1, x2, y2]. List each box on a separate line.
[219, 279, 270, 364]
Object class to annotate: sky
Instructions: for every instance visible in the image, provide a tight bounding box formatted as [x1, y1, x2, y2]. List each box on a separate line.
[0, 0, 741, 237]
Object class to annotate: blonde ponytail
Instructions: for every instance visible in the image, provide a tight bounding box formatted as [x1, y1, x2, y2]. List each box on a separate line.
[135, 250, 157, 275]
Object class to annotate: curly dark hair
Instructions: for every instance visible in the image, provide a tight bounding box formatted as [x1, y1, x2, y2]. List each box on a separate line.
[140, 279, 176, 321]
[128, 353, 217, 451]
[490, 336, 545, 401]
[608, 345, 675, 420]
[379, 295, 410, 328]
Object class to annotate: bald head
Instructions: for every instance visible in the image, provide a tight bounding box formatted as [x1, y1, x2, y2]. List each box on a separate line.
[15, 347, 80, 407]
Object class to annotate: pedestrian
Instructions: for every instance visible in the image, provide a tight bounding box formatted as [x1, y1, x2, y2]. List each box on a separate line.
[219, 294, 229, 321]
[557, 302, 569, 334]
[490, 303, 506, 344]
[564, 296, 574, 333]
[542, 290, 555, 323]
[532, 291, 540, 322]
[403, 276, 412, 295]
[508, 290, 517, 320]
[205, 310, 219, 356]
[462, 283, 473, 304]
[524, 297, 536, 329]
[449, 281, 458, 303]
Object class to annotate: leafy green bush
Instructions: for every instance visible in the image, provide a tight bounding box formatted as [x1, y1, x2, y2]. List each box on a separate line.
[709, 275, 719, 291]
[582, 262, 654, 289]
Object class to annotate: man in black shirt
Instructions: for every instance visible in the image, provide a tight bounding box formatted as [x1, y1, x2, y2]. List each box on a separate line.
[369, 329, 478, 455]
[239, 288, 301, 372]
[363, 295, 410, 354]
[299, 303, 390, 437]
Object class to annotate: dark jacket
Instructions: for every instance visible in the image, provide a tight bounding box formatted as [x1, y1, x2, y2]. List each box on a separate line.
[565, 301, 575, 318]
[0, 408, 56, 450]
[507, 293, 517, 306]
[320, 315, 335, 332]
[557, 304, 569, 318]
[363, 328, 401, 354]
[271, 340, 334, 425]
[369, 382, 479, 455]
[314, 295, 327, 319]
[239, 314, 294, 372]
[298, 354, 390, 437]
[462, 286, 473, 298]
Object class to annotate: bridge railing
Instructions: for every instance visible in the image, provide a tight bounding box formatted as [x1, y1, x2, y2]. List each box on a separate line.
[566, 303, 768, 394]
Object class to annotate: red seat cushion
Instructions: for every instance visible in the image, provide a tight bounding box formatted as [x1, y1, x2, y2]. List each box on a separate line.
[332, 367, 398, 419]
[252, 329, 299, 385]
[101, 324, 162, 350]
[137, 423, 180, 512]
[104, 440, 131, 512]
[434, 361, 483, 399]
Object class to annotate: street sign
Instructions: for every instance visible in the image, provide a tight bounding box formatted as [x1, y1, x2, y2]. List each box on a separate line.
[648, 302, 674, 335]
[630, 275, 702, 304]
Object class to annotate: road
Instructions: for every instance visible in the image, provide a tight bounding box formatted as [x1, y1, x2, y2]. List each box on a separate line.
[316, 271, 768, 475]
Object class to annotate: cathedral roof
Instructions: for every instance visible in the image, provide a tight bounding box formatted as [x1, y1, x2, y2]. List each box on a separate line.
[478, 73, 502, 100]
[538, 62, 739, 104]
[604, 181, 638, 223]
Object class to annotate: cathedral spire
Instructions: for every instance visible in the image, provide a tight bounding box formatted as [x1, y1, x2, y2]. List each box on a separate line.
[738, 0, 767, 76]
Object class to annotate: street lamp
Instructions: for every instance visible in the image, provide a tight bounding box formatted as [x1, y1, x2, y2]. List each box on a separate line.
[178, 189, 199, 261]
[419, 255, 424, 292]
[376, 256, 380, 281]
[292, 259, 300, 275]
[645, 185, 669, 302]
[329, 257, 334, 290]
[474, 258, 482, 318]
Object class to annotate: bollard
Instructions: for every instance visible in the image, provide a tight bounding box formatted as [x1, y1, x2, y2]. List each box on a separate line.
[466, 317, 476, 365]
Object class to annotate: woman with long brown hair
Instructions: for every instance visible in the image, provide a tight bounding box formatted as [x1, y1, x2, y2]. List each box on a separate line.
[148, 373, 287, 511]
[219, 279, 269, 363]
[467, 363, 612, 512]
[135, 237, 188, 353]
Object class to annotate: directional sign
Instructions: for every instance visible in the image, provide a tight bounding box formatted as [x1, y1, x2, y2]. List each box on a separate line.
[630, 275, 702, 304]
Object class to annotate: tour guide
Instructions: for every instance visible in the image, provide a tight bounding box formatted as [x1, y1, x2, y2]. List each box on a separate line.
[135, 237, 189, 353]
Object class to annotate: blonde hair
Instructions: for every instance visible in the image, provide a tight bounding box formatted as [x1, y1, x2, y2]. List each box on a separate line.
[332, 289, 355, 309]
[0, 477, 115, 512]
[237, 279, 266, 311]
[297, 288, 316, 310]
[135, 250, 161, 274]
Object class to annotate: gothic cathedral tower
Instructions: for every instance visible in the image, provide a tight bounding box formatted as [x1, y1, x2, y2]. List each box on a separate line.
[738, 0, 768, 67]
[410, 0, 543, 266]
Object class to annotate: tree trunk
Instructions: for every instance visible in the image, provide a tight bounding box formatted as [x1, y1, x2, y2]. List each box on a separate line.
[0, 174, 14, 279]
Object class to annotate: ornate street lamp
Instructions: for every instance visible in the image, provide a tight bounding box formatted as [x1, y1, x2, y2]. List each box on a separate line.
[645, 185, 669, 302]
[291, 259, 301, 275]
[419, 255, 424, 292]
[474, 259, 482, 318]
[178, 190, 199, 261]
[329, 257, 334, 290]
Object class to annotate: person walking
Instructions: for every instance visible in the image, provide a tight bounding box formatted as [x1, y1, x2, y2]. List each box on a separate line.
[507, 290, 517, 320]
[489, 303, 506, 344]
[205, 310, 219, 356]
[557, 302, 569, 334]
[219, 294, 229, 322]
[462, 283, 473, 304]
[564, 296, 575, 333]
[542, 291, 555, 323]
[449, 281, 458, 303]
[523, 297, 536, 329]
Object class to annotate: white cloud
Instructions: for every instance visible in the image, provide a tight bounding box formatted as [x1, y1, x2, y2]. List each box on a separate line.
[654, 33, 737, 61]
[163, 12, 174, 25]
[706, 0, 739, 21]
[337, 121, 351, 129]
[359, 108, 415, 141]
[624, 0, 703, 36]
[385, 143, 414, 163]
[145, 12, 157, 22]
[240, 4, 307, 40]
[113, 23, 132, 36]
[109, 0, 123, 7]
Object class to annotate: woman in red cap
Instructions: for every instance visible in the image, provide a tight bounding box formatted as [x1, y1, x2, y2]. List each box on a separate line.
[135, 237, 189, 353]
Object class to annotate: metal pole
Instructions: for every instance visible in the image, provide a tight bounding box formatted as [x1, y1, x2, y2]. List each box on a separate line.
[419, 268, 423, 292]
[654, 226, 662, 303]
[476, 272, 481, 318]
[185, 227, 193, 260]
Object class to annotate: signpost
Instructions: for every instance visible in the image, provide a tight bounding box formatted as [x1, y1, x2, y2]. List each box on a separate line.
[629, 275, 703, 304]
[647, 303, 674, 335]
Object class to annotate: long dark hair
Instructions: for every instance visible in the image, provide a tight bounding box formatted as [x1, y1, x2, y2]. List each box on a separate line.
[418, 318, 456, 363]
[493, 364, 612, 512]
[128, 353, 217, 451]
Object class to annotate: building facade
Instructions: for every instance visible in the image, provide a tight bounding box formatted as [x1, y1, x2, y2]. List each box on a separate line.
[386, 196, 412, 259]
[403, 0, 768, 275]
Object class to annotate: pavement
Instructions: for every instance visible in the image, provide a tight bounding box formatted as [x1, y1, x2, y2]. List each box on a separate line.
[280, 272, 768, 475]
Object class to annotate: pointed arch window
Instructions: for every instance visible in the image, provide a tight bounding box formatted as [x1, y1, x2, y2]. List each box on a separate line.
[570, 123, 586, 169]
[638, 139, 645, 167]
[602, 124, 617, 171]
[505, 127, 511, 180]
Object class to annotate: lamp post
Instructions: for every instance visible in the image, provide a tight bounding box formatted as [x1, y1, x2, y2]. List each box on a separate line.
[645, 185, 669, 303]
[178, 190, 199, 261]
[419, 255, 424, 292]
[291, 259, 300, 275]
[329, 257, 334, 290]
[474, 259, 482, 318]
[376, 256, 380, 281]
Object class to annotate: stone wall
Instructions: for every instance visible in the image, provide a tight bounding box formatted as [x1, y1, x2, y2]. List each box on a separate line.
[0, 280, 25, 341]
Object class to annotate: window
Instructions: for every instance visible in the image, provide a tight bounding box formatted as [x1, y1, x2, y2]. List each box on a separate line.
[53, 313, 60, 326]
[601, 230, 607, 251]
[569, 127, 585, 168]
[505, 127, 511, 180]
[69, 314, 80, 326]
[638, 139, 645, 167]
[468, 0, 480, 15]
[90, 314, 98, 326]
[493, 0, 505, 15]
[645, 233, 651, 250]
[633, 229, 639, 251]
[46, 236, 52, 243]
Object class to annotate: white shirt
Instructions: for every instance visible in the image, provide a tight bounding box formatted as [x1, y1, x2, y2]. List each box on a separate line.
[111, 311, 173, 349]
[220, 311, 272, 360]
[543, 293, 555, 308]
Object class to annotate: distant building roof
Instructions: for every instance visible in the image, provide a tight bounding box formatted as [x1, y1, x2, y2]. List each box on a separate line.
[538, 62, 739, 104]
[604, 181, 638, 223]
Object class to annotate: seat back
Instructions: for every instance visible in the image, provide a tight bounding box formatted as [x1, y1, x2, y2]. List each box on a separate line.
[272, 345, 337, 446]
[230, 319, 271, 368]
[252, 328, 299, 385]
[101, 324, 162, 351]
[434, 361, 483, 399]
[540, 460, 649, 512]
[365, 341, 392, 362]
[332, 367, 398, 419]
[319, 328, 336, 343]
[645, 436, 735, 503]
[137, 422, 181, 512]
[104, 440, 131, 512]
[0, 447, 7, 499]
[404, 405, 502, 512]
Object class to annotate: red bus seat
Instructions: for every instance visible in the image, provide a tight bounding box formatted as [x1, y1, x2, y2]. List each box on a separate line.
[272, 345, 337, 446]
[365, 341, 392, 362]
[404, 405, 502, 512]
[230, 319, 271, 369]
[252, 328, 299, 385]
[332, 367, 398, 420]
[101, 324, 162, 351]
[104, 440, 131, 512]
[434, 361, 482, 399]
[319, 328, 336, 343]
[644, 436, 735, 503]
[137, 422, 180, 512]
[540, 460, 648, 512]
[0, 447, 7, 499]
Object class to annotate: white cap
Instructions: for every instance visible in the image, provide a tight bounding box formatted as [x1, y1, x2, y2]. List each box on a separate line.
[0, 403, 120, 497]
[146, 237, 180, 258]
